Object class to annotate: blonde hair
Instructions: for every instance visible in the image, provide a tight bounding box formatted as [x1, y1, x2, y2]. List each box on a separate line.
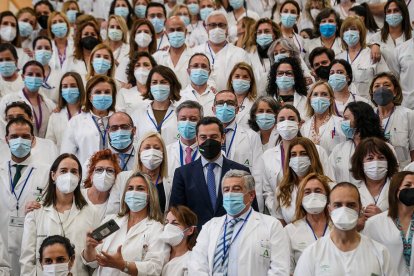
[47, 12, 70, 39]
[306, 81, 337, 117]
[105, 15, 129, 44]
[340, 16, 366, 50]
[86, 43, 116, 80]
[227, 62, 257, 101]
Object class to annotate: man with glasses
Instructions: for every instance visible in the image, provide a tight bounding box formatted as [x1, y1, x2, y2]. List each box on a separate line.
[146, 2, 170, 50]
[193, 10, 250, 91]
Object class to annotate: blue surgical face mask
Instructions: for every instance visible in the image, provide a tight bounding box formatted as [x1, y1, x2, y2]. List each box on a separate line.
[188, 3, 200, 15]
[0, 61, 17, 77]
[190, 68, 209, 85]
[223, 192, 246, 216]
[276, 75, 294, 90]
[134, 5, 147, 18]
[151, 84, 170, 102]
[180, 16, 190, 26]
[51, 22, 68, 38]
[115, 6, 129, 18]
[18, 21, 33, 37]
[9, 137, 32, 158]
[256, 113, 275, 130]
[125, 191, 147, 212]
[168, 31, 186, 48]
[200, 7, 214, 21]
[311, 97, 331, 114]
[178, 120, 197, 140]
[256, 34, 273, 48]
[92, 94, 113, 110]
[319, 23, 336, 38]
[151, 17, 165, 33]
[215, 103, 236, 123]
[343, 30, 360, 47]
[280, 13, 297, 28]
[66, 10, 77, 23]
[386, 13, 403, 27]
[35, 50, 52, 66]
[109, 129, 132, 150]
[328, 74, 347, 92]
[61, 87, 80, 104]
[229, 0, 244, 9]
[92, 58, 112, 74]
[232, 79, 250, 95]
[274, 53, 289, 63]
[108, 28, 123, 41]
[24, 76, 43, 92]
[341, 120, 355, 139]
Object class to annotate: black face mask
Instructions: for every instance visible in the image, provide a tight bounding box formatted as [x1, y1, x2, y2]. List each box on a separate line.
[38, 15, 49, 29]
[373, 87, 394, 106]
[199, 139, 222, 160]
[81, 36, 99, 51]
[399, 188, 414, 206]
[315, 65, 330, 80]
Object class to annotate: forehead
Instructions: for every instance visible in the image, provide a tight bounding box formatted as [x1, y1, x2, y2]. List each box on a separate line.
[142, 136, 162, 145]
[178, 107, 200, 116]
[166, 18, 185, 28]
[198, 123, 220, 134]
[35, 38, 51, 47]
[312, 84, 329, 93]
[331, 63, 345, 71]
[278, 108, 297, 118]
[58, 157, 79, 169]
[216, 92, 236, 101]
[305, 179, 325, 190]
[190, 55, 209, 64]
[277, 63, 293, 71]
[92, 82, 112, 91]
[148, 6, 164, 14]
[207, 14, 226, 24]
[330, 186, 359, 202]
[42, 244, 68, 258]
[223, 176, 245, 188]
[373, 76, 392, 84]
[291, 144, 306, 152]
[109, 113, 130, 124]
[8, 123, 31, 133]
[24, 65, 43, 74]
[7, 106, 25, 115]
[128, 176, 147, 186]
[314, 53, 329, 62]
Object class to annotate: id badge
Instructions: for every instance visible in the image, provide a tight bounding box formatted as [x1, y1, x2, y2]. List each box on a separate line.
[9, 216, 24, 227]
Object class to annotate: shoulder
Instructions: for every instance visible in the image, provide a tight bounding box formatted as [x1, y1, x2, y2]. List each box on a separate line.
[224, 157, 249, 170]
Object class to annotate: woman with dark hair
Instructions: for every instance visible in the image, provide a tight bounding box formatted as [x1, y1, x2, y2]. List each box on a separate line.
[108, 0, 134, 29]
[132, 65, 181, 145]
[266, 56, 308, 120]
[299, 0, 331, 31]
[364, 171, 414, 275]
[349, 3, 379, 42]
[20, 154, 100, 276]
[279, 0, 305, 55]
[39, 235, 75, 275]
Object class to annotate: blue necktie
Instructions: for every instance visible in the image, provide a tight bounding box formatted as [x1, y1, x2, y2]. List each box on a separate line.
[207, 162, 217, 210]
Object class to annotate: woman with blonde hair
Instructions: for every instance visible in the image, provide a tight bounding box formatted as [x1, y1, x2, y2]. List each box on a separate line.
[47, 11, 73, 70]
[86, 43, 116, 81]
[104, 15, 130, 66]
[62, 0, 81, 27]
[235, 17, 257, 51]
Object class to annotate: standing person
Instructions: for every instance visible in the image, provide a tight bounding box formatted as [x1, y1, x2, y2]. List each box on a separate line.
[47, 11, 73, 71]
[278, 0, 305, 56]
[188, 170, 290, 275]
[0, 43, 24, 97]
[294, 182, 398, 275]
[146, 2, 170, 50]
[104, 15, 130, 66]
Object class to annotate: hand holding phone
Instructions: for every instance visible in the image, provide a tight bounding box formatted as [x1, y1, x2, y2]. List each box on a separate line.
[91, 219, 120, 242]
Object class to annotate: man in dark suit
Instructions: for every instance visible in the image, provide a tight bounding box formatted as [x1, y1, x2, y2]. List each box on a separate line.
[170, 116, 258, 228]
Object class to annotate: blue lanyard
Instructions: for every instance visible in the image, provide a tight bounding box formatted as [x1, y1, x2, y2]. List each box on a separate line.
[396, 214, 414, 268]
[207, 43, 215, 66]
[178, 142, 198, 166]
[119, 147, 134, 171]
[147, 109, 174, 133]
[222, 208, 252, 264]
[157, 34, 164, 50]
[225, 124, 238, 157]
[155, 174, 161, 186]
[92, 116, 107, 149]
[334, 92, 356, 117]
[8, 161, 34, 212]
[346, 48, 362, 64]
[377, 107, 395, 134]
[305, 218, 328, 241]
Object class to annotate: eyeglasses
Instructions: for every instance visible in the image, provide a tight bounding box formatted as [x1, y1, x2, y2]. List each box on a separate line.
[94, 167, 116, 175]
[108, 124, 132, 132]
[207, 23, 227, 29]
[215, 100, 236, 106]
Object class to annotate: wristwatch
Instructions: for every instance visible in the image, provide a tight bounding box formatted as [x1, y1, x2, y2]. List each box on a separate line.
[123, 261, 130, 274]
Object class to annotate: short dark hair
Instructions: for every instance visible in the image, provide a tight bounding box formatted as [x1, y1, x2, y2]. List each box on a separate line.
[196, 116, 224, 136]
[39, 235, 75, 262]
[34, 0, 55, 13]
[22, 60, 45, 77]
[314, 8, 341, 37]
[188, 52, 211, 69]
[329, 59, 353, 85]
[349, 3, 379, 33]
[108, 0, 134, 28]
[5, 101, 33, 119]
[248, 96, 280, 132]
[32, 35, 52, 50]
[329, 181, 362, 208]
[309, 47, 335, 68]
[0, 43, 18, 60]
[6, 117, 34, 136]
[146, 2, 167, 17]
[176, 100, 204, 118]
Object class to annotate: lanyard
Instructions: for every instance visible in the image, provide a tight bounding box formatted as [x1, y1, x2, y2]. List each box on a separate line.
[222, 208, 252, 264]
[207, 42, 215, 66]
[157, 34, 164, 51]
[147, 109, 174, 133]
[396, 214, 414, 268]
[119, 147, 134, 171]
[346, 48, 362, 64]
[334, 93, 356, 117]
[155, 174, 161, 186]
[225, 124, 238, 157]
[320, 37, 334, 49]
[305, 218, 328, 240]
[67, 107, 81, 120]
[377, 107, 395, 134]
[92, 116, 107, 149]
[8, 161, 34, 212]
[23, 91, 43, 132]
[178, 142, 198, 166]
[280, 144, 285, 172]
[58, 45, 67, 67]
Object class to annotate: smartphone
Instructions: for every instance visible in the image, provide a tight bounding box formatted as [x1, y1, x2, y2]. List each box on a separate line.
[91, 219, 120, 241]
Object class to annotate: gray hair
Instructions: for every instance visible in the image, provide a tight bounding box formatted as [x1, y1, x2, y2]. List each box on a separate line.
[267, 38, 300, 64]
[206, 10, 228, 25]
[175, 100, 204, 118]
[222, 169, 255, 191]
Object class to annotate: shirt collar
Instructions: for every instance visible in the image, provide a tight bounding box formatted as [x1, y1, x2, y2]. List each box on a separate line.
[225, 120, 237, 131]
[10, 155, 32, 166]
[180, 140, 198, 151]
[201, 153, 223, 168]
[226, 206, 252, 221]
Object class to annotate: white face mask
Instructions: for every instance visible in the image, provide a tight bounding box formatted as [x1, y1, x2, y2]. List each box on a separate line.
[276, 120, 299, 141]
[0, 26, 17, 42]
[289, 156, 311, 177]
[140, 149, 163, 170]
[135, 32, 152, 47]
[310, 8, 320, 20]
[43, 262, 70, 276]
[160, 223, 186, 246]
[92, 171, 115, 192]
[134, 67, 150, 85]
[302, 193, 327, 214]
[363, 160, 388, 181]
[330, 206, 359, 231]
[209, 28, 226, 44]
[55, 173, 79, 194]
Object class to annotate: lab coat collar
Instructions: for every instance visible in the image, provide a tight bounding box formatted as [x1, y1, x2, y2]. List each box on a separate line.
[225, 120, 237, 131]
[90, 110, 113, 119]
[43, 200, 81, 226]
[10, 155, 33, 166]
[226, 206, 252, 221]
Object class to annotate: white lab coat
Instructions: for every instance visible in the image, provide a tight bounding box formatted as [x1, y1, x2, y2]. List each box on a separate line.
[166, 140, 200, 183]
[45, 107, 80, 150]
[363, 211, 414, 276]
[0, 158, 49, 276]
[248, 50, 271, 96]
[304, 37, 344, 64]
[50, 39, 74, 71]
[293, 92, 308, 121]
[192, 42, 251, 91]
[16, 48, 31, 70]
[226, 10, 260, 43]
[334, 92, 370, 117]
[261, 127, 279, 152]
[355, 178, 390, 212]
[61, 55, 88, 85]
[188, 24, 208, 48]
[179, 84, 215, 117]
[20, 202, 100, 276]
[245, 0, 276, 18]
[235, 98, 254, 130]
[131, 102, 179, 146]
[262, 143, 335, 216]
[115, 86, 150, 116]
[39, 68, 62, 104]
[188, 209, 290, 275]
[112, 43, 130, 65]
[285, 218, 331, 274]
[0, 74, 24, 98]
[369, 31, 408, 70]
[300, 115, 346, 155]
[82, 215, 169, 276]
[162, 251, 190, 276]
[81, 188, 108, 222]
[114, 54, 130, 84]
[294, 234, 398, 276]
[275, 185, 298, 224]
[0, 234, 10, 275]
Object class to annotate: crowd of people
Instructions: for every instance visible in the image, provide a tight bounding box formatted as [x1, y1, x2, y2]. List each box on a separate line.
[1, 0, 414, 275]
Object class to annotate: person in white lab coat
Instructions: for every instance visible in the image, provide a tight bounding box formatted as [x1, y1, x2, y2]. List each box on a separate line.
[86, 43, 117, 83]
[266, 56, 308, 120]
[227, 62, 257, 129]
[16, 8, 37, 52]
[0, 117, 50, 275]
[19, 153, 101, 276]
[294, 182, 398, 276]
[213, 90, 264, 211]
[369, 72, 414, 169]
[39, 235, 76, 275]
[187, 0, 212, 47]
[104, 15, 130, 66]
[192, 10, 251, 91]
[131, 65, 180, 146]
[364, 171, 414, 276]
[166, 100, 202, 182]
[285, 173, 332, 273]
[225, 0, 260, 43]
[248, 96, 280, 151]
[108, 0, 135, 29]
[132, 0, 149, 19]
[275, 137, 330, 225]
[301, 81, 346, 155]
[0, 43, 24, 98]
[188, 169, 290, 275]
[279, 0, 305, 55]
[60, 75, 117, 169]
[0, 234, 10, 275]
[350, 137, 399, 221]
[146, 2, 170, 50]
[82, 171, 169, 275]
[161, 205, 198, 275]
[46, 72, 85, 150]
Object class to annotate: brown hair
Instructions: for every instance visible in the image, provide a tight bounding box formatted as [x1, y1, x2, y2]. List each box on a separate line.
[57, 72, 86, 109]
[129, 19, 157, 57]
[369, 72, 403, 107]
[144, 65, 182, 102]
[168, 205, 198, 250]
[73, 21, 101, 60]
[340, 16, 366, 50]
[86, 43, 116, 80]
[83, 75, 117, 112]
[83, 149, 122, 188]
[227, 62, 257, 101]
[388, 171, 414, 220]
[47, 12, 70, 39]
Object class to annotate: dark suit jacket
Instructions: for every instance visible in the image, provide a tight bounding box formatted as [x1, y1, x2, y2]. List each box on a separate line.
[170, 156, 258, 228]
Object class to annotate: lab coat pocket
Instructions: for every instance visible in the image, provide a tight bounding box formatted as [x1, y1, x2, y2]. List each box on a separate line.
[390, 129, 408, 147]
[354, 65, 374, 83]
